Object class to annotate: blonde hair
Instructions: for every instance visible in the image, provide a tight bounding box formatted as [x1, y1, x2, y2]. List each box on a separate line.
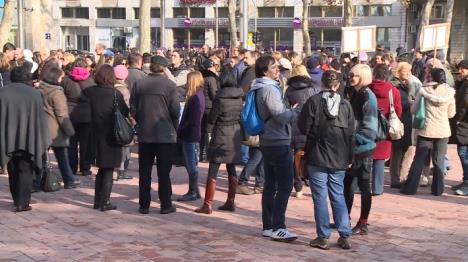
[186, 71, 204, 101]
[291, 65, 310, 78]
[63, 52, 76, 64]
[0, 53, 10, 71]
[272, 51, 283, 61]
[350, 64, 372, 87]
[394, 62, 412, 79]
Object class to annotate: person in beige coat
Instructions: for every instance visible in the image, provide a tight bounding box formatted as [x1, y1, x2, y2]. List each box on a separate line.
[38, 65, 80, 189]
[401, 68, 455, 196]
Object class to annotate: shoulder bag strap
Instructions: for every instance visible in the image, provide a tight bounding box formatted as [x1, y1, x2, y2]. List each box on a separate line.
[389, 89, 395, 114]
[0, 73, 3, 88]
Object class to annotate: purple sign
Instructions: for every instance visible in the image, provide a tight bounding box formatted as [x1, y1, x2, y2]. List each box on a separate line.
[183, 17, 192, 27]
[293, 17, 302, 29]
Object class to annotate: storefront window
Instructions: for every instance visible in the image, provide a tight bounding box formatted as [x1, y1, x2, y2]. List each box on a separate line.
[354, 5, 369, 16]
[112, 8, 126, 19]
[173, 28, 205, 48]
[97, 8, 111, 18]
[308, 6, 322, 17]
[218, 29, 230, 47]
[324, 6, 342, 17]
[377, 27, 389, 43]
[75, 8, 89, 19]
[370, 5, 391, 16]
[323, 29, 341, 42]
[150, 8, 161, 18]
[173, 7, 188, 18]
[62, 8, 73, 18]
[258, 7, 275, 18]
[216, 7, 228, 18]
[276, 7, 293, 17]
[258, 28, 293, 51]
[190, 8, 205, 18]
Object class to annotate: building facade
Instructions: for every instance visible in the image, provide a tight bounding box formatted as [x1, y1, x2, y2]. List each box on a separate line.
[406, 0, 468, 62]
[25, 0, 407, 53]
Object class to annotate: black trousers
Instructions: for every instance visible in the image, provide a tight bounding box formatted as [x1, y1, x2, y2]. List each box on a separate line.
[138, 143, 175, 209]
[7, 151, 35, 207]
[344, 156, 373, 221]
[199, 111, 210, 159]
[402, 136, 448, 196]
[69, 122, 92, 174]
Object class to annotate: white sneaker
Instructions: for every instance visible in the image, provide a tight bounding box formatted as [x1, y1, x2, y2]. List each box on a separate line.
[262, 229, 273, 237]
[270, 228, 298, 243]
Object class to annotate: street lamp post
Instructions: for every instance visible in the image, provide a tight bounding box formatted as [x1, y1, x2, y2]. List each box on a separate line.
[160, 0, 165, 48]
[242, 0, 248, 48]
[17, 0, 24, 48]
[215, 0, 219, 48]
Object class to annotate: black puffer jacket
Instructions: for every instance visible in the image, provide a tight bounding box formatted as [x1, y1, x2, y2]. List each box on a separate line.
[201, 69, 220, 111]
[454, 76, 468, 145]
[61, 67, 95, 123]
[207, 86, 243, 164]
[285, 76, 321, 149]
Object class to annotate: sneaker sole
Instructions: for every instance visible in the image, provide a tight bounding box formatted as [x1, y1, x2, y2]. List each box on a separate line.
[271, 236, 298, 243]
[309, 244, 329, 250]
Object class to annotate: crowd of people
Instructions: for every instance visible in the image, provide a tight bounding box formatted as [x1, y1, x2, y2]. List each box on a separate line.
[0, 40, 467, 250]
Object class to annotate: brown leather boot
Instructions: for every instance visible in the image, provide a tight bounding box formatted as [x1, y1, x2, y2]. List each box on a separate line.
[218, 176, 237, 212]
[195, 177, 216, 214]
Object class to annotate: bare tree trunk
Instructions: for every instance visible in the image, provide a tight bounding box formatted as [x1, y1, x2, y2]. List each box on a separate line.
[228, 0, 238, 52]
[416, 0, 435, 49]
[302, 0, 311, 56]
[343, 0, 353, 27]
[0, 0, 15, 48]
[139, 0, 151, 53]
[444, 0, 454, 61]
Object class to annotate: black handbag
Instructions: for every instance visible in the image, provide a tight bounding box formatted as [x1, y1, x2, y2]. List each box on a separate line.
[376, 108, 390, 142]
[112, 90, 134, 146]
[42, 153, 62, 192]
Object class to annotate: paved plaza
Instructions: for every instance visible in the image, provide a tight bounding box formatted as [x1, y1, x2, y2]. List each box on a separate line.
[0, 145, 467, 261]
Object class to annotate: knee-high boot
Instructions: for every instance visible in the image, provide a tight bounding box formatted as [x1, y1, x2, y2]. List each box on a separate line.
[100, 169, 116, 212]
[93, 170, 103, 209]
[218, 176, 237, 212]
[195, 177, 216, 214]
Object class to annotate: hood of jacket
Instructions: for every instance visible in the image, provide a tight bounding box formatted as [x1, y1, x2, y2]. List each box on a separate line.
[38, 81, 63, 95]
[369, 79, 392, 98]
[201, 69, 219, 79]
[69, 67, 90, 81]
[287, 75, 314, 91]
[420, 82, 455, 105]
[250, 77, 281, 93]
[216, 86, 244, 99]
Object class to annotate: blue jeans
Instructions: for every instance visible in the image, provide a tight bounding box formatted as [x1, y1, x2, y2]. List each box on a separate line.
[183, 142, 199, 174]
[260, 145, 294, 231]
[241, 144, 250, 165]
[372, 159, 385, 195]
[457, 145, 468, 181]
[308, 165, 351, 238]
[52, 147, 77, 184]
[239, 147, 264, 187]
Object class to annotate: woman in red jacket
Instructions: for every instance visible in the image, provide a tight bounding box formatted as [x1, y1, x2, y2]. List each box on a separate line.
[369, 64, 402, 195]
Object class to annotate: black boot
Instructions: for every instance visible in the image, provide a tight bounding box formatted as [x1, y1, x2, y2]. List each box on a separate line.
[93, 170, 103, 209]
[177, 172, 199, 202]
[100, 169, 116, 212]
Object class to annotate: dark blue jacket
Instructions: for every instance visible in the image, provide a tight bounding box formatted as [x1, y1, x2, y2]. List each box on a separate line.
[178, 88, 206, 143]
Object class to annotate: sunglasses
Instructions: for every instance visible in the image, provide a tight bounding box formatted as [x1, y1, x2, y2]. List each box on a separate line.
[348, 73, 360, 79]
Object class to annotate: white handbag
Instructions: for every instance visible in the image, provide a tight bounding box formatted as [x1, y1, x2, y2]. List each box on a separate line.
[388, 89, 404, 140]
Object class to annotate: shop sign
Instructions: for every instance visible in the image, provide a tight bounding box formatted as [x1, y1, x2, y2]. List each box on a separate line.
[308, 17, 343, 27]
[180, 0, 216, 4]
[293, 17, 302, 29]
[180, 18, 229, 28]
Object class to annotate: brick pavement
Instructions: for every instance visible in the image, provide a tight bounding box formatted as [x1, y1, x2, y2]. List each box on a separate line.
[0, 145, 467, 261]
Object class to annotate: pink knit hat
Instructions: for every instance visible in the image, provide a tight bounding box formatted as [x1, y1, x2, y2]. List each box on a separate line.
[114, 65, 128, 80]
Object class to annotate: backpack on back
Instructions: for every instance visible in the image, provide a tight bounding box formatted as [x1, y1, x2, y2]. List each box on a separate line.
[240, 89, 264, 136]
